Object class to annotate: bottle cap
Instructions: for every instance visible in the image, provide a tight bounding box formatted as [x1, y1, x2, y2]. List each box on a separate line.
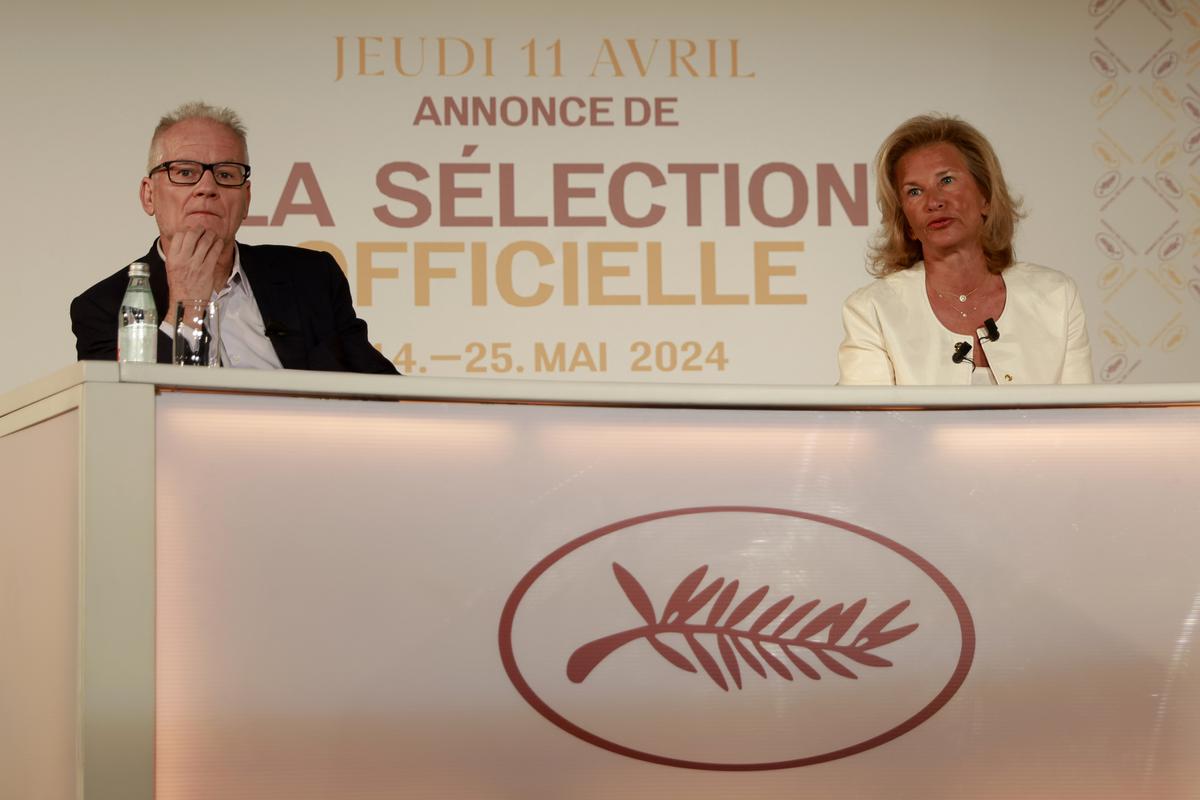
[129, 261, 150, 276]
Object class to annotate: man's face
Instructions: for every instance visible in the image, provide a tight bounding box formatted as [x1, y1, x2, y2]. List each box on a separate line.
[139, 118, 251, 250]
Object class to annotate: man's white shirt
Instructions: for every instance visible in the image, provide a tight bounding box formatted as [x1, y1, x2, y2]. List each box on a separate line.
[157, 243, 283, 369]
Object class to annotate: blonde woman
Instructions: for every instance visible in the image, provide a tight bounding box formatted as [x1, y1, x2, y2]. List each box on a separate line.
[838, 115, 1092, 385]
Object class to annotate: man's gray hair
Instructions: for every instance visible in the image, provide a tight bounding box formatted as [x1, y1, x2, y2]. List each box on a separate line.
[147, 101, 249, 172]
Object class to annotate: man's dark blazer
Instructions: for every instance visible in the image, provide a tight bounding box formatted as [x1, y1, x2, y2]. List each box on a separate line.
[71, 241, 398, 374]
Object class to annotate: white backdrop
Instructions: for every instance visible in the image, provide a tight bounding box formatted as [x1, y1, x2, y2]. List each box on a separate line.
[3, 0, 1197, 393]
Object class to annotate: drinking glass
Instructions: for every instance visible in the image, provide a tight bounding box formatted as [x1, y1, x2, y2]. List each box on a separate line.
[173, 300, 220, 366]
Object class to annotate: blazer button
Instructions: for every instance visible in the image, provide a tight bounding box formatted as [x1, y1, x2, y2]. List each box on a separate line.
[1004, 373, 1013, 382]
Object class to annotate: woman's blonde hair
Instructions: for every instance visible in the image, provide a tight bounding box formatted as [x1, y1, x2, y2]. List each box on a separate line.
[869, 114, 1023, 276]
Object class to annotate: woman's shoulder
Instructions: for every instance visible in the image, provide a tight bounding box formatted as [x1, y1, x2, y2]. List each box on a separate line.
[1005, 262, 1081, 293]
[845, 263, 925, 307]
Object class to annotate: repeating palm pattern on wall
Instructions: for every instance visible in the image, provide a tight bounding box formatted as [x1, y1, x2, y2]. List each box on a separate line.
[1089, 0, 1199, 381]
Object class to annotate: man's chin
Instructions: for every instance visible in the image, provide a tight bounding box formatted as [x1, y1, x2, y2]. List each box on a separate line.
[160, 225, 235, 250]
[184, 213, 225, 229]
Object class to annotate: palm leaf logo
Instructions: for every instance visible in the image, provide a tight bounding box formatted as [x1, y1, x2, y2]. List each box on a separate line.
[567, 563, 918, 690]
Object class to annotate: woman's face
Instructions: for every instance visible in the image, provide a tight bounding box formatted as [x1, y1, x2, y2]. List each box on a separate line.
[895, 142, 990, 261]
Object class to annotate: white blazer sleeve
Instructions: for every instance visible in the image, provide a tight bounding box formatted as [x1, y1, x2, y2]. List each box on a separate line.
[1061, 276, 1094, 384]
[837, 288, 896, 385]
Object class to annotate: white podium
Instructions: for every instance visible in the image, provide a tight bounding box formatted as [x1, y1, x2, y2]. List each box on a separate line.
[3, 364, 1199, 799]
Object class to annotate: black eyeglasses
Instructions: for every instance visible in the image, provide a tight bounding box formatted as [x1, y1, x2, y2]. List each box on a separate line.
[148, 160, 251, 187]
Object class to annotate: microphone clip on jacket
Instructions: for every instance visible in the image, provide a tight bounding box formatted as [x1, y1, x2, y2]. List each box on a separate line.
[981, 317, 1000, 342]
[952, 341, 974, 366]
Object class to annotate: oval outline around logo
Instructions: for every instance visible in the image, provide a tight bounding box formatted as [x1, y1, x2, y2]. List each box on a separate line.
[1154, 53, 1179, 78]
[1185, 127, 1200, 153]
[1183, 97, 1200, 121]
[1090, 51, 1118, 78]
[1095, 233, 1125, 259]
[1162, 325, 1186, 351]
[1094, 170, 1121, 198]
[1159, 235, 1184, 261]
[1103, 353, 1128, 381]
[1155, 171, 1184, 198]
[498, 506, 977, 771]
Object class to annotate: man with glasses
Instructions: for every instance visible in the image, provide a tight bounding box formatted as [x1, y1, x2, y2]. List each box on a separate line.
[70, 101, 398, 374]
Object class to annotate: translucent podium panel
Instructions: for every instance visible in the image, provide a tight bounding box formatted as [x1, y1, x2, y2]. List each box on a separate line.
[155, 393, 1200, 799]
[0, 411, 79, 800]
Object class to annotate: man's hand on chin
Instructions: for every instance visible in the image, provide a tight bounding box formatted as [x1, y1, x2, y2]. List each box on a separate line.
[164, 227, 229, 322]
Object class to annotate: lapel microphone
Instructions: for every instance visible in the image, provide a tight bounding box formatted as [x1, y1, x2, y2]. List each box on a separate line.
[982, 317, 1000, 342]
[952, 341, 973, 364]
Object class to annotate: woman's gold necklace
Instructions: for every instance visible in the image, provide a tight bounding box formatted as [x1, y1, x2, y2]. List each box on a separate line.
[931, 275, 987, 319]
